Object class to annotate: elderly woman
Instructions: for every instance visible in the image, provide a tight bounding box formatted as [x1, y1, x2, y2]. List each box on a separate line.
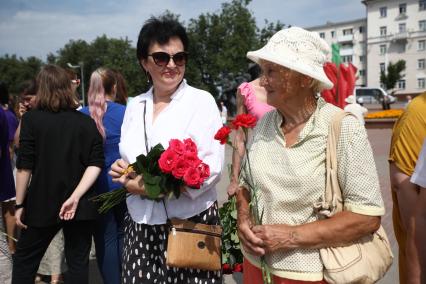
[109, 16, 224, 283]
[236, 27, 385, 283]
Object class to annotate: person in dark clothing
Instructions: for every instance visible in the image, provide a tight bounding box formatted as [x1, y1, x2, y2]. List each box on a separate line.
[12, 65, 104, 284]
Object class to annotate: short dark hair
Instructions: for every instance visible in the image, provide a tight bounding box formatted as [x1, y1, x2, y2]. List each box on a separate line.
[18, 79, 37, 97]
[0, 81, 9, 105]
[136, 16, 188, 61]
[36, 64, 79, 112]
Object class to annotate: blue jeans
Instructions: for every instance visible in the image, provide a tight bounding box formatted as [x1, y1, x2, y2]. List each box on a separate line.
[93, 201, 126, 284]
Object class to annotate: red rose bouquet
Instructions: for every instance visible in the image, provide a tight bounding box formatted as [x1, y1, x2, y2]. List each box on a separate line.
[91, 138, 209, 213]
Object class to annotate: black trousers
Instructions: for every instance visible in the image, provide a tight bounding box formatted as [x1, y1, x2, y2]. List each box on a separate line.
[12, 220, 94, 284]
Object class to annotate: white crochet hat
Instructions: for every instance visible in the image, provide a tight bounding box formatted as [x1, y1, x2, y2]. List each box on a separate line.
[247, 27, 334, 90]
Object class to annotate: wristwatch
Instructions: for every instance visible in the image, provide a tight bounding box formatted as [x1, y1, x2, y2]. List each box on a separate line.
[14, 203, 24, 209]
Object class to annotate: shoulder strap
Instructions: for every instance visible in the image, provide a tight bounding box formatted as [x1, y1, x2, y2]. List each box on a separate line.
[314, 111, 352, 217]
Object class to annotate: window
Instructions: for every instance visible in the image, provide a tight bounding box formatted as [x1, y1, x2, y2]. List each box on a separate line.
[419, 40, 426, 50]
[399, 23, 406, 33]
[398, 80, 406, 89]
[359, 70, 365, 76]
[380, 63, 386, 73]
[399, 3, 407, 14]
[319, 32, 325, 39]
[359, 55, 365, 63]
[418, 78, 426, 89]
[380, 26, 387, 36]
[343, 28, 353, 35]
[380, 6, 387, 17]
[380, 44, 387, 55]
[359, 26, 364, 33]
[419, 59, 426, 69]
[420, 20, 426, 31]
[342, 55, 353, 63]
[331, 31, 335, 38]
[420, 0, 426, 11]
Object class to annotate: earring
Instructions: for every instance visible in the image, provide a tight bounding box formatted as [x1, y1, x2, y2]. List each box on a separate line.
[145, 71, 151, 83]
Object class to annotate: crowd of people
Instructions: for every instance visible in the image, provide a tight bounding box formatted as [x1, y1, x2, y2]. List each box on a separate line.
[0, 15, 425, 284]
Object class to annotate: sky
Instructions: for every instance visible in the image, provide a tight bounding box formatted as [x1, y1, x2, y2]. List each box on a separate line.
[0, 0, 366, 60]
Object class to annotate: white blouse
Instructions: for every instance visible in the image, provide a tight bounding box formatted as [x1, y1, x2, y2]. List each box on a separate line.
[119, 80, 225, 225]
[411, 139, 426, 188]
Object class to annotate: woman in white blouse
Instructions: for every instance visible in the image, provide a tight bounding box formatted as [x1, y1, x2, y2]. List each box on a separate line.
[109, 16, 224, 283]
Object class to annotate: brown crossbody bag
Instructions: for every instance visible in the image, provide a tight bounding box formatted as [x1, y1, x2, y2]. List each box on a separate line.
[141, 100, 223, 271]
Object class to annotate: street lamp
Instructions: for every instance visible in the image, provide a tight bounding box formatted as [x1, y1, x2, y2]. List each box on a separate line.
[67, 62, 85, 106]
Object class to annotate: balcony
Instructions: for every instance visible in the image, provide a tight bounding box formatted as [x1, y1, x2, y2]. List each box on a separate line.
[340, 48, 354, 56]
[337, 34, 354, 43]
[391, 31, 410, 42]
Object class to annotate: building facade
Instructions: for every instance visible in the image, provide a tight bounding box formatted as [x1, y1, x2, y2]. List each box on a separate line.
[363, 0, 426, 96]
[307, 18, 368, 86]
[306, 0, 426, 96]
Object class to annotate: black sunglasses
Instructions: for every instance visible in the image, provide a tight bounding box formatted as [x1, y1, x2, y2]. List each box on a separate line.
[148, 51, 188, 67]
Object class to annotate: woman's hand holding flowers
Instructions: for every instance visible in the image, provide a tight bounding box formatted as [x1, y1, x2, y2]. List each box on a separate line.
[252, 224, 298, 253]
[110, 159, 146, 196]
[237, 211, 265, 256]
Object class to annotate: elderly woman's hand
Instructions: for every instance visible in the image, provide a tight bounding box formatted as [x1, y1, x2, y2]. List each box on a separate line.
[226, 180, 239, 197]
[252, 224, 297, 253]
[237, 214, 265, 256]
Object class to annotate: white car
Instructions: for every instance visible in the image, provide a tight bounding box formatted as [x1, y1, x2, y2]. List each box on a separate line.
[354, 87, 396, 109]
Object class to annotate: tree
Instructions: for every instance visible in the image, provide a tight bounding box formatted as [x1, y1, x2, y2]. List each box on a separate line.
[49, 35, 148, 100]
[257, 19, 286, 48]
[0, 55, 43, 95]
[0, 0, 285, 106]
[380, 60, 406, 93]
[186, 0, 259, 115]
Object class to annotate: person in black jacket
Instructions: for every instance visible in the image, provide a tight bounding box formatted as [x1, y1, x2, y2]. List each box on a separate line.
[12, 65, 104, 284]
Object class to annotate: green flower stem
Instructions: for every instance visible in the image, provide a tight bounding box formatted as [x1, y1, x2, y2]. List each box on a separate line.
[241, 127, 273, 284]
[90, 188, 129, 214]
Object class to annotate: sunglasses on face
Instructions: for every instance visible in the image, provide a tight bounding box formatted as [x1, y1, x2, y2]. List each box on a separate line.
[148, 51, 188, 67]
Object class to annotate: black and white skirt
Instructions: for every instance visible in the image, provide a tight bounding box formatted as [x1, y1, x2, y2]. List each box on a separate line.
[122, 202, 222, 284]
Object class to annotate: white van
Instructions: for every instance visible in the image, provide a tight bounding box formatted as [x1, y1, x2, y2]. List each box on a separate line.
[354, 87, 396, 109]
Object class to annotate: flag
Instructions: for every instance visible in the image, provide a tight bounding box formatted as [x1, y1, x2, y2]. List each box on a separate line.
[321, 62, 358, 109]
[331, 43, 341, 66]
[321, 62, 338, 105]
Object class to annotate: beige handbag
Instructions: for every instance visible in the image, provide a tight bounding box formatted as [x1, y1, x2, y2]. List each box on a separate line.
[314, 111, 393, 284]
[166, 218, 223, 271]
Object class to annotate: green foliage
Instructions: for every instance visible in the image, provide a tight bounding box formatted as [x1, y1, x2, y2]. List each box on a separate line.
[0, 54, 42, 94]
[219, 197, 243, 266]
[380, 60, 406, 91]
[186, 0, 258, 97]
[51, 35, 148, 98]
